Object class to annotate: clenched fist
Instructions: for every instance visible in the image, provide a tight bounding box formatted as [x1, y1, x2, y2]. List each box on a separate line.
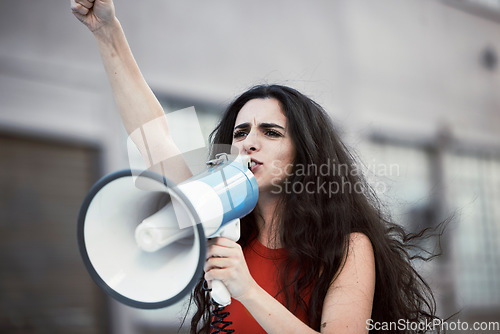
[70, 0, 116, 32]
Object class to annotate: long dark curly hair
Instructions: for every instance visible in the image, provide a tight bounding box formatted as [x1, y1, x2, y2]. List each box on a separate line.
[188, 84, 443, 333]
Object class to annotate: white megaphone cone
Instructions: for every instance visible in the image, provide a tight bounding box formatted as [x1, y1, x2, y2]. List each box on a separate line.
[78, 154, 258, 309]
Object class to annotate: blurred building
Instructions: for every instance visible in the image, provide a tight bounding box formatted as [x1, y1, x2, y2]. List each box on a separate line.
[0, 0, 499, 333]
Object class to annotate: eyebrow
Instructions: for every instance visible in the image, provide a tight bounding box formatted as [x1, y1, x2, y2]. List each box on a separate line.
[234, 122, 285, 131]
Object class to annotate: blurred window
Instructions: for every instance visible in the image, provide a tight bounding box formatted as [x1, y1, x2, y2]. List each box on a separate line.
[359, 137, 500, 313]
[444, 151, 500, 308]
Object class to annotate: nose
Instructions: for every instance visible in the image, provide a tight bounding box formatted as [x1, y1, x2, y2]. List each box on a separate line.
[241, 131, 260, 154]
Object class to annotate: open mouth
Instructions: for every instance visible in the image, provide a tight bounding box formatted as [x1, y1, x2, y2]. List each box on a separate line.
[250, 159, 262, 172]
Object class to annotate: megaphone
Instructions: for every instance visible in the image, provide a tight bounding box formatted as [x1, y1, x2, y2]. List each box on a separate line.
[77, 154, 258, 309]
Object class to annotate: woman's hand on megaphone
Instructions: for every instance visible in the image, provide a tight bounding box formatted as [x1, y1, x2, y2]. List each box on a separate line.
[204, 237, 258, 302]
[70, 0, 116, 33]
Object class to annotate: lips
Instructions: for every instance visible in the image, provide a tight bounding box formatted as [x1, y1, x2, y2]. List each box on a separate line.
[250, 158, 262, 173]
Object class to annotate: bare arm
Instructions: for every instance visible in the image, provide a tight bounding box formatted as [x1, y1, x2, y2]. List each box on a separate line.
[71, 0, 192, 182]
[319, 233, 375, 333]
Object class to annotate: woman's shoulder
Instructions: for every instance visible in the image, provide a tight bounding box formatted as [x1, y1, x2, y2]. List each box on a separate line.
[340, 232, 375, 281]
[328, 232, 375, 286]
[348, 232, 373, 250]
[345, 232, 375, 264]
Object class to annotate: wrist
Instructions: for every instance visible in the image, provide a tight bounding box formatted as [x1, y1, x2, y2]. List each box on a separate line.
[93, 17, 121, 41]
[237, 281, 262, 306]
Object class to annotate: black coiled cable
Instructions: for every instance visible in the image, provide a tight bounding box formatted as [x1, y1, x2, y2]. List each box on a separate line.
[210, 300, 234, 334]
[203, 280, 235, 333]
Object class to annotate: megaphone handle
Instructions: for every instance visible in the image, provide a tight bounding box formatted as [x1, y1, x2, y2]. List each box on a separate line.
[212, 218, 240, 241]
[209, 219, 240, 306]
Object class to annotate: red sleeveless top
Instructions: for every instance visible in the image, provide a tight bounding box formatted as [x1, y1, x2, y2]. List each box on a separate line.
[220, 238, 311, 333]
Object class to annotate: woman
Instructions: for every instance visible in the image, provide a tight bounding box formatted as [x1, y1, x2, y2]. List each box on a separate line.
[71, 1, 441, 333]
[191, 85, 440, 334]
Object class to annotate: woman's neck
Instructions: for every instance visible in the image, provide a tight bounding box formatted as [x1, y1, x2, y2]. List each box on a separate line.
[254, 192, 283, 249]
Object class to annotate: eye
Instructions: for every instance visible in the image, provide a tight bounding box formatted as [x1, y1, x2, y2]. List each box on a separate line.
[233, 130, 248, 139]
[265, 129, 282, 137]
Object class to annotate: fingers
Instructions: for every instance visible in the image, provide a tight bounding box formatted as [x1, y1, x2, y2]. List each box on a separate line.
[207, 237, 241, 249]
[204, 256, 234, 273]
[77, 0, 95, 9]
[206, 238, 242, 260]
[204, 237, 244, 283]
[70, 1, 88, 16]
[204, 268, 230, 282]
[206, 244, 234, 259]
[70, 0, 93, 16]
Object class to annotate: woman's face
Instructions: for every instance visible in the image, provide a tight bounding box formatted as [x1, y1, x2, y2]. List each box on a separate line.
[232, 98, 295, 193]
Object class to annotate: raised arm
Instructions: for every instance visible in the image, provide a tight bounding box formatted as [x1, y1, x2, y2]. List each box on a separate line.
[71, 0, 192, 182]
